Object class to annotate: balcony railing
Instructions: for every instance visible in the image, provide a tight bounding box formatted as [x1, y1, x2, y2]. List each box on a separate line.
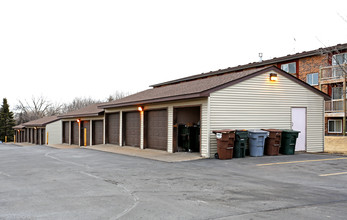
[325, 100, 346, 112]
[321, 64, 347, 80]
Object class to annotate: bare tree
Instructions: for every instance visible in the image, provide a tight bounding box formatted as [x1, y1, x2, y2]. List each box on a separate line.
[106, 91, 130, 102]
[46, 102, 64, 116]
[61, 97, 101, 113]
[15, 96, 60, 124]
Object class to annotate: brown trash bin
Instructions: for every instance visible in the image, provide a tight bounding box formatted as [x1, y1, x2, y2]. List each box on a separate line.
[213, 129, 235, 160]
[262, 129, 282, 156]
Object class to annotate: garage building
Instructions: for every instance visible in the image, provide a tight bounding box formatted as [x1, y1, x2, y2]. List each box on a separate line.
[22, 116, 60, 145]
[98, 66, 329, 157]
[58, 104, 105, 146]
[13, 124, 26, 143]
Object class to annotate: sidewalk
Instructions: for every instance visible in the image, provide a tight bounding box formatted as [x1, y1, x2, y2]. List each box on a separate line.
[3, 142, 36, 147]
[79, 144, 203, 162]
[48, 144, 80, 149]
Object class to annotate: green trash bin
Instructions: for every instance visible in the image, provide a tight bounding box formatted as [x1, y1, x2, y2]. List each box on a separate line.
[280, 129, 300, 155]
[234, 130, 248, 158]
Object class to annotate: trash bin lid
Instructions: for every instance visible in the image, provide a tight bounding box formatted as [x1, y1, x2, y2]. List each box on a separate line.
[281, 129, 301, 134]
[212, 129, 235, 134]
[248, 129, 269, 134]
[262, 129, 282, 133]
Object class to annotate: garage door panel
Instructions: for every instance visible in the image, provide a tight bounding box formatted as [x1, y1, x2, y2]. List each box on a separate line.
[71, 121, 79, 145]
[107, 113, 119, 145]
[41, 128, 45, 145]
[63, 122, 69, 144]
[93, 120, 103, 145]
[146, 110, 167, 150]
[124, 112, 140, 147]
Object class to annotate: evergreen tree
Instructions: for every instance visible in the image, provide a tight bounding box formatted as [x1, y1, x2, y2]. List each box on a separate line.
[0, 98, 16, 142]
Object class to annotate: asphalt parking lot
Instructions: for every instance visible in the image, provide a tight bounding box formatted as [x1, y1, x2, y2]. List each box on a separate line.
[1, 144, 347, 220]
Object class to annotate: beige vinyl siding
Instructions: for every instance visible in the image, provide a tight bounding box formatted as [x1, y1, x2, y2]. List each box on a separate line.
[46, 120, 62, 145]
[140, 111, 144, 149]
[104, 98, 209, 157]
[200, 100, 209, 157]
[119, 111, 123, 146]
[209, 71, 324, 157]
[167, 106, 174, 153]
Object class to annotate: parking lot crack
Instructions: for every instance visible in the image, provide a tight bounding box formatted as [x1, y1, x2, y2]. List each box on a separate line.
[212, 198, 347, 219]
[79, 171, 139, 220]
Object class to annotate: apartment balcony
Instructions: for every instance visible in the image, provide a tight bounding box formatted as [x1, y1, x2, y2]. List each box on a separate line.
[320, 64, 347, 85]
[325, 100, 347, 117]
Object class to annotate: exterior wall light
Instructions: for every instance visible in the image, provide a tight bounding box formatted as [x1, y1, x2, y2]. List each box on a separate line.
[270, 73, 278, 81]
[77, 119, 81, 123]
[137, 106, 144, 112]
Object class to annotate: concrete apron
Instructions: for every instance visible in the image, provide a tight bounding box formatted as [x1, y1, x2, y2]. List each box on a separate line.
[5, 142, 36, 147]
[83, 144, 204, 162]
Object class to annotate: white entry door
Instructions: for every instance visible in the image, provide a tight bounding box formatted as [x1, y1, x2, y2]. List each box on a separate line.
[291, 107, 306, 151]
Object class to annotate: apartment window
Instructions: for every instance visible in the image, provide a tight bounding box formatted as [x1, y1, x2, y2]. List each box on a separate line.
[281, 62, 296, 74]
[332, 53, 347, 65]
[328, 120, 342, 133]
[306, 73, 318, 85]
[332, 87, 343, 100]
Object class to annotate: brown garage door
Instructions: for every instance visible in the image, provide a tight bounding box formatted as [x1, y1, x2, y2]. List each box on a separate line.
[106, 113, 119, 145]
[63, 122, 69, 144]
[27, 129, 31, 143]
[92, 120, 103, 145]
[41, 128, 45, 145]
[145, 109, 168, 150]
[34, 129, 38, 144]
[29, 128, 32, 143]
[80, 120, 90, 146]
[71, 121, 79, 145]
[123, 112, 140, 147]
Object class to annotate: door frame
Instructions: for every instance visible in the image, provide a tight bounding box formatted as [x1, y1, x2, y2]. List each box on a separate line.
[173, 105, 202, 153]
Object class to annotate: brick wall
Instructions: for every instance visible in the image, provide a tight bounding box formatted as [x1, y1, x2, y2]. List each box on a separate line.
[298, 55, 329, 83]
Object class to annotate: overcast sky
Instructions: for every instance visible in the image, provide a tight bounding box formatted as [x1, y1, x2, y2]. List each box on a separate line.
[1, 0, 347, 110]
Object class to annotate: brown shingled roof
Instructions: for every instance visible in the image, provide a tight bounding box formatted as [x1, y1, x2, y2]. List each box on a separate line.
[58, 103, 104, 119]
[151, 43, 347, 87]
[13, 124, 25, 129]
[98, 66, 330, 109]
[23, 116, 60, 127]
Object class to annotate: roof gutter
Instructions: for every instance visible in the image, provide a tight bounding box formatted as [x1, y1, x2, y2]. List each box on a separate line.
[99, 93, 208, 109]
[58, 112, 104, 119]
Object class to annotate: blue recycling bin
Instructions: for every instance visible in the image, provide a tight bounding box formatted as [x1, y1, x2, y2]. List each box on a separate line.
[248, 129, 269, 157]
